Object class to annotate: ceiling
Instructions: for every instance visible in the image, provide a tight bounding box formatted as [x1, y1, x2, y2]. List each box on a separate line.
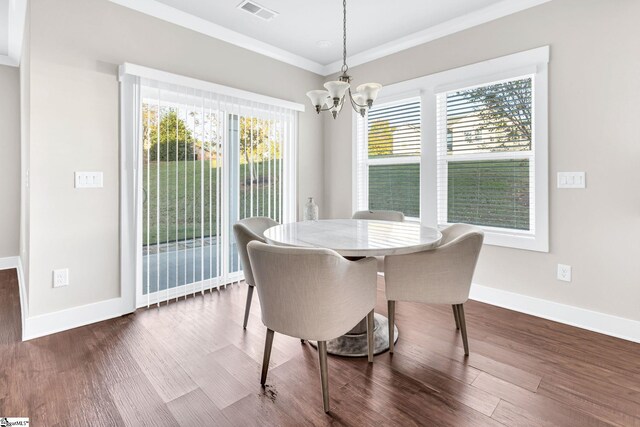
[112, 0, 551, 75]
[154, 0, 502, 65]
[0, 0, 9, 57]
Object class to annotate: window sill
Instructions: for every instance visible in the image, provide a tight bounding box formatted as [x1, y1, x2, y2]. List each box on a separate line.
[437, 223, 548, 253]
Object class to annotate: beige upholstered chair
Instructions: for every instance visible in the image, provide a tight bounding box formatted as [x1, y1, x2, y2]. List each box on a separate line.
[384, 224, 484, 356]
[352, 210, 405, 272]
[352, 209, 405, 222]
[233, 216, 279, 329]
[247, 241, 378, 413]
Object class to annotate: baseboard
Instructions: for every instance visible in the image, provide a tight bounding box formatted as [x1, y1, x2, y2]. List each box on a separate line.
[0, 255, 20, 270]
[23, 297, 130, 341]
[0, 256, 27, 340]
[470, 283, 640, 344]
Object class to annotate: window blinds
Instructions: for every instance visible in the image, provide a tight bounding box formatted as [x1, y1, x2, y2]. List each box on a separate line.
[437, 77, 534, 231]
[364, 99, 421, 218]
[131, 74, 297, 308]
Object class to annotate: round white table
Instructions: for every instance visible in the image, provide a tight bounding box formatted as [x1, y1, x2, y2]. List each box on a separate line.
[264, 219, 442, 357]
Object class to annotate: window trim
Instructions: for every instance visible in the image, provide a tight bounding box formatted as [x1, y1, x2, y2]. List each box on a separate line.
[353, 46, 549, 252]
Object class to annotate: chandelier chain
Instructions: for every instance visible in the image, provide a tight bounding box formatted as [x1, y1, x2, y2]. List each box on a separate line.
[341, 0, 348, 74]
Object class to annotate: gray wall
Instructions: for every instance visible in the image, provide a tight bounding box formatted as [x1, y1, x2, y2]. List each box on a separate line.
[323, 0, 640, 321]
[25, 0, 325, 316]
[0, 64, 20, 259]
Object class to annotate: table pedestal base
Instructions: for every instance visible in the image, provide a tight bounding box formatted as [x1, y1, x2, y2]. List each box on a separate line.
[310, 313, 398, 357]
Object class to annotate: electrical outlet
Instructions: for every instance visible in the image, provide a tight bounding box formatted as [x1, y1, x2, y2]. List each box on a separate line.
[53, 268, 69, 288]
[557, 264, 571, 282]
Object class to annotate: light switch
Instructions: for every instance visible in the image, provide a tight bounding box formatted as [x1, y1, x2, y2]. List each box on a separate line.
[75, 171, 104, 188]
[557, 172, 585, 189]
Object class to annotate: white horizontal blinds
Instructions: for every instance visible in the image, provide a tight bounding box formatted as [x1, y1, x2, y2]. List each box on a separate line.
[366, 99, 421, 218]
[139, 77, 296, 307]
[437, 76, 534, 231]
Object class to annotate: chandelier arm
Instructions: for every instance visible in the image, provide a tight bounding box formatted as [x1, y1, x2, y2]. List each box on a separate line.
[347, 88, 369, 109]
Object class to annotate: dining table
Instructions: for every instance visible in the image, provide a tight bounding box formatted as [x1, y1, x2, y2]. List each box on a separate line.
[264, 218, 442, 357]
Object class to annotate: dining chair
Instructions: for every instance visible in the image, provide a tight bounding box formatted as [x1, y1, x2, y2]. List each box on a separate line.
[352, 209, 405, 222]
[233, 216, 279, 329]
[247, 241, 378, 413]
[384, 224, 484, 356]
[352, 210, 405, 272]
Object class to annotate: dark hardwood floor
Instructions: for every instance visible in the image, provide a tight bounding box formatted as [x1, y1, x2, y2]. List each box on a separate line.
[1, 267, 639, 426]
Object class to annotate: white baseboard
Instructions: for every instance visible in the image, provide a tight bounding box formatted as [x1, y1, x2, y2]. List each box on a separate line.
[0, 256, 27, 339]
[470, 283, 640, 344]
[0, 255, 20, 270]
[23, 297, 130, 341]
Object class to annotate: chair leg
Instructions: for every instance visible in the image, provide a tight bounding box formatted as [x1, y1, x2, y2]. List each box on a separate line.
[261, 329, 274, 385]
[388, 300, 395, 354]
[243, 285, 254, 329]
[452, 304, 460, 330]
[318, 341, 330, 413]
[457, 304, 469, 356]
[367, 310, 375, 363]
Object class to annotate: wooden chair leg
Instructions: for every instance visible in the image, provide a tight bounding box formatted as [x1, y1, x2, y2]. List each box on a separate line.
[457, 304, 469, 356]
[367, 310, 375, 363]
[318, 341, 330, 413]
[388, 300, 395, 354]
[261, 329, 274, 385]
[243, 285, 254, 329]
[452, 304, 461, 330]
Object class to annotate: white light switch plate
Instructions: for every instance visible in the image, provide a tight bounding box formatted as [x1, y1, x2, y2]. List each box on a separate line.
[75, 171, 103, 188]
[53, 268, 69, 287]
[557, 172, 585, 189]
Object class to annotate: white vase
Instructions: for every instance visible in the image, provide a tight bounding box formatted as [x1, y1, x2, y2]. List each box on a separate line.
[304, 197, 319, 221]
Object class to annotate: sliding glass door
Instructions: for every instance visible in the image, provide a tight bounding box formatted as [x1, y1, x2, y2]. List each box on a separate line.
[136, 80, 296, 308]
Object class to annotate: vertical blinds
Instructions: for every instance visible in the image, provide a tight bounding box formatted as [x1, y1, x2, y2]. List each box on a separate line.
[437, 77, 534, 231]
[139, 78, 297, 308]
[365, 99, 421, 218]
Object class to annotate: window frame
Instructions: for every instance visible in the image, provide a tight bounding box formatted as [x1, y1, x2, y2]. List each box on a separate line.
[353, 46, 549, 252]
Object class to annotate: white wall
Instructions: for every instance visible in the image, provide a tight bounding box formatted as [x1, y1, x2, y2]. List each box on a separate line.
[25, 0, 325, 316]
[324, 0, 640, 322]
[0, 64, 20, 259]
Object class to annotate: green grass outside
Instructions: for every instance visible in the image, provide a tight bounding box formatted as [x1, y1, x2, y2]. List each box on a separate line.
[369, 163, 421, 217]
[368, 159, 530, 230]
[143, 160, 281, 246]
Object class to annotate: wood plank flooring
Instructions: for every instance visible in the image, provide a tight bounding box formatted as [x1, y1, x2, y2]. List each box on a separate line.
[1, 268, 639, 426]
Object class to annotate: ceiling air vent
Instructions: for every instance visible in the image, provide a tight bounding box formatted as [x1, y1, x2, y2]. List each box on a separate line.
[237, 1, 279, 21]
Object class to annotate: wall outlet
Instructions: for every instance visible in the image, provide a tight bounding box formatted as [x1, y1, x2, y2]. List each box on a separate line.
[53, 268, 69, 288]
[557, 264, 571, 282]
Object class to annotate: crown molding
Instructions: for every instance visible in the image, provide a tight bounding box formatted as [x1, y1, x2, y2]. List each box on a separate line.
[108, 0, 326, 75]
[322, 0, 553, 75]
[2, 0, 27, 67]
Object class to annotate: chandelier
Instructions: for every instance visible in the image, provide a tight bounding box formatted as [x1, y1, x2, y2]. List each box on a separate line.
[306, 0, 382, 119]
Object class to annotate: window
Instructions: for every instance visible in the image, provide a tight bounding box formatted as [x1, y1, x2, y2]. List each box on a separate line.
[353, 47, 549, 252]
[437, 77, 534, 232]
[354, 99, 421, 218]
[120, 64, 300, 308]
